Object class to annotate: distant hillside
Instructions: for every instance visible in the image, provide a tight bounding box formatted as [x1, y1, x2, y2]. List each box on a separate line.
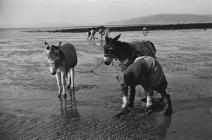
[106, 14, 212, 25]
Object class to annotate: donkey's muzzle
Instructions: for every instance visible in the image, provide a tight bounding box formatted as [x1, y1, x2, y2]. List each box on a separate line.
[51, 72, 56, 75]
[103, 56, 112, 65]
[104, 61, 111, 65]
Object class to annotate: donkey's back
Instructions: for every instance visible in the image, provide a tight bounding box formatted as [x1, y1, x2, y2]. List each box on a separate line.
[130, 41, 156, 58]
[60, 43, 78, 69]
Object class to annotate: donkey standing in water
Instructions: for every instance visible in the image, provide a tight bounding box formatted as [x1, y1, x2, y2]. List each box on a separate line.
[98, 27, 110, 40]
[87, 28, 96, 40]
[98, 28, 105, 40]
[116, 56, 172, 115]
[45, 42, 78, 98]
[103, 34, 172, 115]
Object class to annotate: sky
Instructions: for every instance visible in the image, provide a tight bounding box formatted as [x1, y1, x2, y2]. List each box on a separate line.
[0, 0, 211, 28]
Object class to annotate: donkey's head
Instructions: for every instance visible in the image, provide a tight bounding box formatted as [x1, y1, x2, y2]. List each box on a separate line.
[103, 34, 121, 65]
[44, 42, 62, 75]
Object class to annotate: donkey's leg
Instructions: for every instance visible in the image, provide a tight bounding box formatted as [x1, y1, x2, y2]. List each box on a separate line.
[71, 68, 75, 91]
[67, 69, 71, 89]
[101, 34, 103, 40]
[145, 89, 153, 113]
[61, 71, 67, 98]
[121, 85, 128, 109]
[160, 91, 173, 115]
[56, 72, 62, 98]
[127, 85, 136, 107]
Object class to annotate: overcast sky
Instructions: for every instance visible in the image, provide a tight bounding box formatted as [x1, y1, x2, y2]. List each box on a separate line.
[0, 0, 211, 28]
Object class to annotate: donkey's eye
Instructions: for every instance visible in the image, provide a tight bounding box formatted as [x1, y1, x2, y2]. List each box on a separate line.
[54, 47, 59, 50]
[46, 46, 50, 50]
[108, 47, 113, 51]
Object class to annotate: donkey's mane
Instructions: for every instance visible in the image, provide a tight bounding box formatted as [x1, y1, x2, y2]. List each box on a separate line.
[109, 39, 136, 62]
[115, 40, 132, 49]
[114, 40, 134, 55]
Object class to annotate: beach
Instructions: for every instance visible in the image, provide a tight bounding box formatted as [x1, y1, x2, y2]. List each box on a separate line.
[0, 28, 212, 140]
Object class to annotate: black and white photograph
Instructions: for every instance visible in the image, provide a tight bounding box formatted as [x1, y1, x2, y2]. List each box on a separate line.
[0, 0, 212, 139]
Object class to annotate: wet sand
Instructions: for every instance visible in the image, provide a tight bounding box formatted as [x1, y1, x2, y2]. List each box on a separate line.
[0, 29, 212, 139]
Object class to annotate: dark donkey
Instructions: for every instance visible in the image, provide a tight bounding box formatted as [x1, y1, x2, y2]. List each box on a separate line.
[103, 34, 161, 111]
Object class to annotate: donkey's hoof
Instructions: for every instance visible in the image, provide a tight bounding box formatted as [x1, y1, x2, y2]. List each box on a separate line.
[141, 97, 147, 102]
[115, 109, 129, 118]
[115, 112, 123, 118]
[145, 106, 153, 115]
[72, 87, 75, 91]
[63, 94, 67, 98]
[58, 94, 62, 98]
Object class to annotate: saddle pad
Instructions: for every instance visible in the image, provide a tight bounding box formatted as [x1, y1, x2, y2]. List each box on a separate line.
[130, 41, 156, 57]
[60, 43, 78, 69]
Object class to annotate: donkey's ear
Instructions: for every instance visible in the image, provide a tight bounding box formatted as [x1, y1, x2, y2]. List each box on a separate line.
[105, 35, 110, 42]
[113, 34, 121, 41]
[44, 42, 50, 50]
[58, 42, 62, 47]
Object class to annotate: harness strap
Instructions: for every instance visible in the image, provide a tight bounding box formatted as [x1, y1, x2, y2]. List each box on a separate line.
[127, 49, 137, 65]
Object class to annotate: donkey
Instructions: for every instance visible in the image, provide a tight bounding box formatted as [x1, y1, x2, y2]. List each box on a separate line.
[98, 27, 111, 40]
[116, 56, 172, 115]
[105, 27, 110, 36]
[44, 42, 78, 98]
[142, 27, 148, 36]
[103, 34, 159, 112]
[88, 29, 96, 40]
[98, 28, 105, 40]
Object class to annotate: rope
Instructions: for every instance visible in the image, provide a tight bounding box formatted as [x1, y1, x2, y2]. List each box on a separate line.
[75, 59, 104, 73]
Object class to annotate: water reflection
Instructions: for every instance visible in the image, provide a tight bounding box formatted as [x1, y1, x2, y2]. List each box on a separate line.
[54, 90, 172, 139]
[58, 89, 81, 138]
[59, 90, 79, 120]
[108, 110, 172, 139]
[112, 99, 172, 139]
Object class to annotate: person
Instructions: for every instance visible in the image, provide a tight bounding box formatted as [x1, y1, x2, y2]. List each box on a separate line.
[142, 27, 148, 36]
[105, 27, 110, 36]
[87, 29, 91, 39]
[87, 27, 96, 40]
[99, 27, 105, 40]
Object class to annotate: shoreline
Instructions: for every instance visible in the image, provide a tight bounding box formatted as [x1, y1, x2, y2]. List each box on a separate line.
[26, 23, 212, 33]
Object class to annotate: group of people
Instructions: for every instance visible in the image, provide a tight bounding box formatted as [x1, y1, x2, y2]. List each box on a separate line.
[87, 26, 110, 40]
[87, 26, 148, 40]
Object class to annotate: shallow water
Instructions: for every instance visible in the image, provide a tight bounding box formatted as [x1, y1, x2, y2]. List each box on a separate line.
[0, 28, 212, 140]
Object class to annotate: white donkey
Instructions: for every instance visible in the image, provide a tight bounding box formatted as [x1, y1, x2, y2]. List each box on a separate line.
[44, 42, 78, 98]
